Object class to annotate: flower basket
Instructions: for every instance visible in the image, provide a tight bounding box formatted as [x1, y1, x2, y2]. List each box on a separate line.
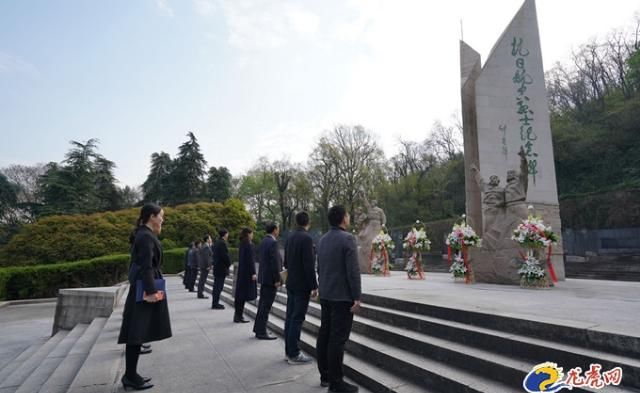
[446, 217, 481, 284]
[512, 212, 559, 285]
[446, 221, 481, 251]
[403, 223, 429, 280]
[370, 230, 393, 276]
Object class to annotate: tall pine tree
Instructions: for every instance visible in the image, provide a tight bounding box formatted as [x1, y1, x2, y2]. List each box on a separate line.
[206, 166, 232, 202]
[169, 132, 207, 205]
[36, 139, 123, 216]
[142, 152, 174, 204]
[93, 156, 123, 211]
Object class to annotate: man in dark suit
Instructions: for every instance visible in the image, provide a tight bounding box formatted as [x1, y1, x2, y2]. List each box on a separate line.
[316, 205, 361, 393]
[197, 235, 213, 299]
[252, 222, 282, 340]
[183, 242, 192, 289]
[211, 228, 231, 309]
[186, 241, 201, 292]
[284, 211, 317, 364]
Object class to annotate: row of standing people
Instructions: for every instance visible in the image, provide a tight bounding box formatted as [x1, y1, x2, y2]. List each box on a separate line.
[182, 230, 232, 310]
[234, 208, 361, 393]
[119, 203, 360, 393]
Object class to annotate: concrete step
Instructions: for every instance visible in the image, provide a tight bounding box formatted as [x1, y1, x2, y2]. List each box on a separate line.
[13, 324, 89, 393]
[216, 289, 432, 393]
[196, 272, 638, 392]
[221, 280, 636, 392]
[0, 330, 69, 393]
[216, 283, 525, 393]
[39, 317, 108, 393]
[282, 291, 636, 392]
[0, 337, 48, 384]
[360, 292, 640, 359]
[66, 302, 126, 393]
[354, 303, 640, 390]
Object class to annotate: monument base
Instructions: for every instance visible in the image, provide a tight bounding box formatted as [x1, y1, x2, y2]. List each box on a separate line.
[473, 202, 565, 285]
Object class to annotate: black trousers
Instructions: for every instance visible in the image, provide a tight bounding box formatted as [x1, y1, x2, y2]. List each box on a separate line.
[316, 300, 354, 384]
[252, 284, 277, 335]
[183, 266, 189, 287]
[234, 299, 245, 320]
[211, 274, 226, 307]
[187, 267, 197, 290]
[197, 268, 209, 296]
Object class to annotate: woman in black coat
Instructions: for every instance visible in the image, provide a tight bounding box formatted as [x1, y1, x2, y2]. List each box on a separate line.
[234, 227, 257, 323]
[118, 203, 172, 390]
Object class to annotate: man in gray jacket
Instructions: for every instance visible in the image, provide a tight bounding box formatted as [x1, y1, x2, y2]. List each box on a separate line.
[316, 205, 361, 393]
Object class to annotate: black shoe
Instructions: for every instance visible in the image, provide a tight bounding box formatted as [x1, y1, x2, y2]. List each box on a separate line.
[197, 295, 209, 299]
[211, 304, 225, 309]
[141, 343, 151, 350]
[329, 381, 358, 392]
[234, 318, 250, 323]
[188, 289, 195, 292]
[139, 347, 152, 355]
[321, 380, 330, 387]
[121, 375, 154, 391]
[137, 374, 152, 383]
[255, 333, 277, 340]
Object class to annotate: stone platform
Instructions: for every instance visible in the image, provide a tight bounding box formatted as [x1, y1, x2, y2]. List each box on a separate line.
[360, 271, 639, 338]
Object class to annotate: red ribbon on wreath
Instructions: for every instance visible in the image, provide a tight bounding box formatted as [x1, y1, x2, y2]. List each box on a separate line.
[369, 248, 375, 274]
[407, 250, 425, 280]
[546, 245, 558, 283]
[462, 246, 472, 284]
[447, 245, 452, 265]
[370, 245, 391, 276]
[415, 251, 425, 279]
[381, 247, 390, 276]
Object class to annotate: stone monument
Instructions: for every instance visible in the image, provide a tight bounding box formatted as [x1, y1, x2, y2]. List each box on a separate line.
[355, 194, 387, 273]
[460, 0, 565, 284]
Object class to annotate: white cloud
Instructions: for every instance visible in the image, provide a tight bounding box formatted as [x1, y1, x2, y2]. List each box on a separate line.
[193, 0, 217, 17]
[217, 0, 323, 50]
[0, 51, 38, 77]
[284, 5, 319, 37]
[154, 0, 175, 18]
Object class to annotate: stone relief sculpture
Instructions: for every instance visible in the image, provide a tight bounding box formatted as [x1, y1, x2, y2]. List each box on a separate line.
[504, 147, 529, 221]
[470, 147, 528, 251]
[355, 192, 387, 273]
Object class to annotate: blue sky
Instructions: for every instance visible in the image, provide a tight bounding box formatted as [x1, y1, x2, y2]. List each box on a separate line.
[1, 0, 638, 187]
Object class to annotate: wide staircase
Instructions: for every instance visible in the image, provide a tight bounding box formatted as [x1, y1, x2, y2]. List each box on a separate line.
[196, 272, 640, 393]
[565, 255, 640, 282]
[3, 273, 639, 393]
[0, 317, 108, 393]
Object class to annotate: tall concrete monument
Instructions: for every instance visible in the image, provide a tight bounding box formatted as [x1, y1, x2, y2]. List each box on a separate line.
[460, 0, 565, 284]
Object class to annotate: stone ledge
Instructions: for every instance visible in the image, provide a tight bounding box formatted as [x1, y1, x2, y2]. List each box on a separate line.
[52, 285, 127, 336]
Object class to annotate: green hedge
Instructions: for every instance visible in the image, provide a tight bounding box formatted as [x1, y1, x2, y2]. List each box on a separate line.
[0, 254, 129, 300]
[0, 246, 241, 300]
[0, 199, 254, 266]
[162, 247, 239, 274]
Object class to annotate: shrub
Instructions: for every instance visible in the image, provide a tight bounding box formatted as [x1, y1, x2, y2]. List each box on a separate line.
[0, 246, 243, 300]
[162, 247, 239, 274]
[0, 254, 129, 300]
[0, 199, 254, 266]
